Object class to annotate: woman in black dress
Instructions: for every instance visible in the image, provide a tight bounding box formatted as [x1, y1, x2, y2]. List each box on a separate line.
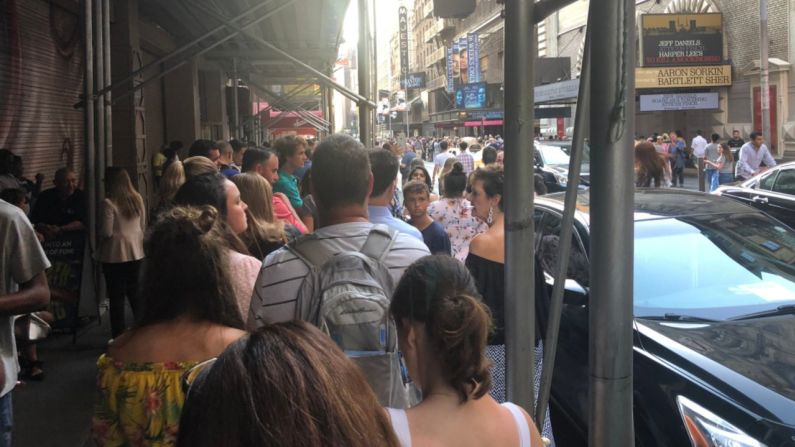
[465, 165, 554, 444]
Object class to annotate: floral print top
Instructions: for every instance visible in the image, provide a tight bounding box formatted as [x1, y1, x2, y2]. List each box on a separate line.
[93, 354, 199, 447]
[428, 198, 488, 262]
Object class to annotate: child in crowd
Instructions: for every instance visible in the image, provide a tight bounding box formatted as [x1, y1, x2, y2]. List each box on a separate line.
[403, 180, 451, 256]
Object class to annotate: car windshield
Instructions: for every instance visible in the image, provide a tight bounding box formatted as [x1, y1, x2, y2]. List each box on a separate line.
[634, 213, 795, 320]
[537, 144, 571, 167]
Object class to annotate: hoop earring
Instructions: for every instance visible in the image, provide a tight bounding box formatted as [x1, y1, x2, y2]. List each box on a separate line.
[487, 206, 494, 226]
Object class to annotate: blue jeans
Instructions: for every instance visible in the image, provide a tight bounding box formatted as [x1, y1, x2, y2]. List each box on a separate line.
[718, 172, 734, 185]
[705, 169, 718, 192]
[0, 393, 12, 447]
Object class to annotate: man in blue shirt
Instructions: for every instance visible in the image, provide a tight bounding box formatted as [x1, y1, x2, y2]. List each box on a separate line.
[669, 130, 687, 187]
[368, 149, 423, 241]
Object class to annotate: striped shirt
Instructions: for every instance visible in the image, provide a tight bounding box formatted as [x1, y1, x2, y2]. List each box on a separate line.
[247, 222, 430, 329]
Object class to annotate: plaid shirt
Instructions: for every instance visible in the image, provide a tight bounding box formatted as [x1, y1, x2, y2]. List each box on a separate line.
[456, 152, 475, 174]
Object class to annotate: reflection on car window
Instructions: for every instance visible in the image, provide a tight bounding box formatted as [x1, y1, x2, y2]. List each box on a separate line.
[536, 213, 590, 287]
[772, 169, 795, 195]
[634, 213, 795, 320]
[759, 171, 779, 191]
[536, 145, 571, 167]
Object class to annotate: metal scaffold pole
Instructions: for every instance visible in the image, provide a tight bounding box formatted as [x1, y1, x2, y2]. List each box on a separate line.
[357, 0, 372, 146]
[503, 0, 536, 412]
[760, 0, 771, 152]
[83, 0, 96, 251]
[588, 0, 636, 444]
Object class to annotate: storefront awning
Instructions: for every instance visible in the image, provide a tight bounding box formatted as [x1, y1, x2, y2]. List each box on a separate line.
[464, 120, 503, 127]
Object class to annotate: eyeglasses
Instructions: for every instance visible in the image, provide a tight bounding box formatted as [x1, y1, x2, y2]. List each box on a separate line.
[181, 357, 217, 394]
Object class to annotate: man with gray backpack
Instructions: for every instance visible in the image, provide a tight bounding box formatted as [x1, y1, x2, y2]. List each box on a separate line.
[248, 134, 429, 408]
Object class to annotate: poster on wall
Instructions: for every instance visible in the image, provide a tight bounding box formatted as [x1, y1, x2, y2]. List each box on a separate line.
[639, 92, 720, 112]
[446, 46, 454, 92]
[467, 33, 480, 84]
[641, 14, 723, 66]
[455, 83, 487, 109]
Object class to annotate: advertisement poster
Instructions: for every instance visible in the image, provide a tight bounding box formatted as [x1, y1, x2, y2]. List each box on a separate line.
[467, 33, 480, 84]
[456, 83, 487, 109]
[635, 65, 731, 89]
[446, 46, 454, 92]
[641, 14, 723, 66]
[639, 92, 719, 112]
[42, 232, 85, 331]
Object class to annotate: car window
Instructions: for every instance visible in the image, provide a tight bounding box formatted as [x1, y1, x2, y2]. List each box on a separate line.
[536, 212, 590, 287]
[634, 213, 795, 320]
[772, 169, 795, 195]
[759, 171, 779, 190]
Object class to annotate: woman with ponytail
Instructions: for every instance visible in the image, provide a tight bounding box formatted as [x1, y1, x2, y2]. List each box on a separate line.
[387, 255, 543, 447]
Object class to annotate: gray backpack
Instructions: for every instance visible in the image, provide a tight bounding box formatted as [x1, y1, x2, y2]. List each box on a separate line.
[288, 225, 407, 407]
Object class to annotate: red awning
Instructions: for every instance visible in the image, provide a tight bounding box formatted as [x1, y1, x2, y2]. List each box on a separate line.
[464, 120, 504, 127]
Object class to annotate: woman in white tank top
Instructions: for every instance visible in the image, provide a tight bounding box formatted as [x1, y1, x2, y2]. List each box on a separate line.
[387, 255, 544, 447]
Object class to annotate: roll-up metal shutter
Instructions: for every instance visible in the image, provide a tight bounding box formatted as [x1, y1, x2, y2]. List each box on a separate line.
[0, 0, 84, 184]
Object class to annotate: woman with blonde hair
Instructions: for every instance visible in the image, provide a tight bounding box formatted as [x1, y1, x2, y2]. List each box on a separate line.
[99, 167, 146, 337]
[437, 156, 458, 196]
[152, 161, 185, 220]
[230, 173, 294, 260]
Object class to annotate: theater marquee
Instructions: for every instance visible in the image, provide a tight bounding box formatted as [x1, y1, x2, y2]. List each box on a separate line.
[635, 65, 732, 89]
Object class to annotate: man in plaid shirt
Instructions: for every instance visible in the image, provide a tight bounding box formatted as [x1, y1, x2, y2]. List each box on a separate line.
[456, 141, 475, 174]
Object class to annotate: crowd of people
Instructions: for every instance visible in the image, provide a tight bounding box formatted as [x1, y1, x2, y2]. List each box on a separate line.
[634, 129, 776, 191]
[1, 123, 782, 444]
[2, 134, 549, 446]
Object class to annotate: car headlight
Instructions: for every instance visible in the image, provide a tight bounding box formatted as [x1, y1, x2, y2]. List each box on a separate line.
[676, 395, 765, 447]
[553, 172, 568, 187]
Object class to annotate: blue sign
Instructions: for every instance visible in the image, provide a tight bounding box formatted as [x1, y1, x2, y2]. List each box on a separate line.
[446, 47, 454, 92]
[456, 83, 487, 109]
[401, 72, 426, 89]
[467, 33, 480, 83]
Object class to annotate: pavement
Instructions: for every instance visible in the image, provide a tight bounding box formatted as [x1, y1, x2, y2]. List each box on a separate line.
[13, 314, 109, 447]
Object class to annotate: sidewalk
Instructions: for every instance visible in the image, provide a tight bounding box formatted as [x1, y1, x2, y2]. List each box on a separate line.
[13, 316, 108, 447]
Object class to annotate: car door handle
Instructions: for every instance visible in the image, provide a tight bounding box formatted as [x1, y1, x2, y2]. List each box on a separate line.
[752, 195, 769, 204]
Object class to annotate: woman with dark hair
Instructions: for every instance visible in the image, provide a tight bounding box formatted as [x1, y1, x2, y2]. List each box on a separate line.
[177, 321, 400, 447]
[427, 162, 486, 262]
[707, 143, 735, 186]
[387, 255, 544, 446]
[92, 206, 246, 446]
[173, 174, 261, 317]
[465, 166, 554, 442]
[407, 166, 438, 201]
[634, 141, 666, 188]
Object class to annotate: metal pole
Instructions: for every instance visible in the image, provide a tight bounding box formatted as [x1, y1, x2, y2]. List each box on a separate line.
[589, 0, 635, 443]
[83, 0, 96, 251]
[233, 58, 240, 139]
[371, 0, 379, 138]
[358, 0, 372, 145]
[536, 23, 592, 426]
[503, 0, 535, 412]
[90, 0, 277, 101]
[190, 1, 377, 108]
[93, 0, 105, 210]
[760, 0, 771, 153]
[111, 0, 293, 105]
[102, 0, 112, 165]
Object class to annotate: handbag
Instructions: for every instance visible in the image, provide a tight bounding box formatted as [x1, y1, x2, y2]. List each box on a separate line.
[14, 313, 52, 341]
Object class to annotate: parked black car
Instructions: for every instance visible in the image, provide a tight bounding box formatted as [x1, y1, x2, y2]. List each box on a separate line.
[535, 189, 795, 447]
[534, 142, 590, 192]
[714, 161, 795, 228]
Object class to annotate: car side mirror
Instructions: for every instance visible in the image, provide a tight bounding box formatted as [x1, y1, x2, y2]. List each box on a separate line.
[563, 279, 588, 306]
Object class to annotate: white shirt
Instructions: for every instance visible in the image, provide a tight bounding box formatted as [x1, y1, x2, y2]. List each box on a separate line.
[691, 135, 708, 158]
[0, 200, 50, 396]
[735, 142, 776, 179]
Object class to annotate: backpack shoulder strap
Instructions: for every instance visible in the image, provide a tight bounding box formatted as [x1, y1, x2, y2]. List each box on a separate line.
[287, 233, 330, 269]
[360, 224, 398, 262]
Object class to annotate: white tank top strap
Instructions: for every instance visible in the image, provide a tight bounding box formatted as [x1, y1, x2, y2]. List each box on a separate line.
[386, 407, 412, 447]
[501, 402, 533, 447]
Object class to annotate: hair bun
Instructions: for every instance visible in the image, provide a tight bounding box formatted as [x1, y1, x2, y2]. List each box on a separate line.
[451, 162, 464, 174]
[160, 205, 220, 238]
